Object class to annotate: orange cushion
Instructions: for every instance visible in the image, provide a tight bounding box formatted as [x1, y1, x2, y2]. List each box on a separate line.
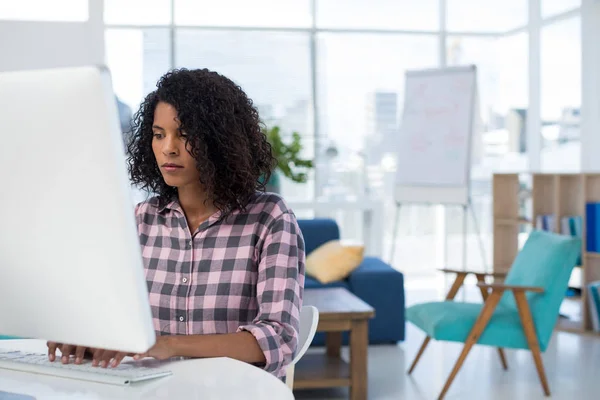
[305, 240, 364, 284]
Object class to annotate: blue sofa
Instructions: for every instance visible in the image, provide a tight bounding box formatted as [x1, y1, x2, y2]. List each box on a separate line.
[297, 219, 405, 345]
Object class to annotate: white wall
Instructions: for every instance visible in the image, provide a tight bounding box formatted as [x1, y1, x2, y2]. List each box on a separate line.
[0, 0, 104, 72]
[581, 0, 600, 171]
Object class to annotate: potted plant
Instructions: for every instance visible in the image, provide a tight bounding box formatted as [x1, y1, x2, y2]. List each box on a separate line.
[262, 125, 313, 193]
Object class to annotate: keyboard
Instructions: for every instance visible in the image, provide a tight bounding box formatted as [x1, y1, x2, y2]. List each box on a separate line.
[0, 349, 172, 386]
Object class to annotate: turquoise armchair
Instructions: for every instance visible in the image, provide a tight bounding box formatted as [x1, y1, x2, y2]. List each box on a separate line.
[406, 230, 581, 400]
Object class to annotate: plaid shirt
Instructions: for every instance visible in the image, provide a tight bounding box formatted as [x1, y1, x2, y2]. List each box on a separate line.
[135, 192, 305, 378]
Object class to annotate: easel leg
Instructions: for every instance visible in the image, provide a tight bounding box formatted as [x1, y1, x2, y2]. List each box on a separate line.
[460, 205, 468, 301]
[389, 203, 401, 264]
[462, 205, 468, 272]
[441, 205, 448, 269]
[468, 200, 489, 272]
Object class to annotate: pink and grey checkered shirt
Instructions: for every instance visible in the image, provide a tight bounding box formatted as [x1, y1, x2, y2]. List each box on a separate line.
[134, 192, 305, 378]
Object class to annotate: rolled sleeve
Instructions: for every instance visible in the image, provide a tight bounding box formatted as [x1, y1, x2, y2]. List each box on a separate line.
[237, 211, 305, 378]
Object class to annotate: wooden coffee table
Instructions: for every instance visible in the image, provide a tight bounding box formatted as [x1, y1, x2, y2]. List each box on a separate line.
[294, 287, 375, 400]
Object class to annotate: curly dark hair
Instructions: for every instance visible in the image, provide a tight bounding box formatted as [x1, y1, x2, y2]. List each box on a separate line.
[127, 68, 276, 215]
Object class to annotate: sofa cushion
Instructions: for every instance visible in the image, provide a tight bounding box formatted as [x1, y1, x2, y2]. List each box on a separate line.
[305, 240, 364, 284]
[304, 276, 350, 290]
[297, 219, 340, 254]
[350, 256, 396, 275]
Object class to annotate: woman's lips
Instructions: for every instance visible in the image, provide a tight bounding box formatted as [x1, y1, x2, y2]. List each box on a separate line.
[162, 163, 184, 172]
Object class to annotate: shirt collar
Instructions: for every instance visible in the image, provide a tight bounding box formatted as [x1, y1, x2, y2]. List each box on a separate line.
[157, 196, 225, 230]
[157, 198, 179, 214]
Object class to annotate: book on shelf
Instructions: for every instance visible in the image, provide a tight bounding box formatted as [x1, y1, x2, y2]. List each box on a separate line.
[535, 214, 556, 232]
[560, 215, 582, 237]
[586, 203, 600, 252]
[587, 281, 600, 332]
[561, 215, 583, 266]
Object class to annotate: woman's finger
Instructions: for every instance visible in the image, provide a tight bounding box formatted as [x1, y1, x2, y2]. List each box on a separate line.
[85, 347, 96, 359]
[74, 346, 87, 365]
[92, 349, 104, 367]
[100, 351, 116, 368]
[60, 344, 75, 364]
[111, 352, 127, 368]
[47, 341, 60, 362]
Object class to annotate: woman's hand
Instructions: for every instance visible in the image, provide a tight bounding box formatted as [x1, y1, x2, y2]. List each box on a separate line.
[47, 341, 94, 365]
[91, 337, 175, 367]
[47, 341, 133, 368]
[47, 336, 175, 368]
[133, 336, 175, 361]
[91, 348, 134, 368]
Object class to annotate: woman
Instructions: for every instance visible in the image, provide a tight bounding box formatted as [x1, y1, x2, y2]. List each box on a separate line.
[48, 68, 305, 379]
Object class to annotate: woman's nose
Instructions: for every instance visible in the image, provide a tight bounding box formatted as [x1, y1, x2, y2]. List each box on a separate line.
[162, 136, 178, 156]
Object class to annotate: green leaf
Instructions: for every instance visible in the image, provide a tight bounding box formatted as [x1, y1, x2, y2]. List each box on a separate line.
[263, 125, 314, 183]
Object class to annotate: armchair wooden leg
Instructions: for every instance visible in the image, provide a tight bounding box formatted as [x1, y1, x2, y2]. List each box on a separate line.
[408, 336, 430, 374]
[407, 273, 467, 376]
[445, 273, 467, 300]
[476, 274, 509, 371]
[497, 348, 508, 370]
[514, 291, 550, 396]
[438, 290, 503, 400]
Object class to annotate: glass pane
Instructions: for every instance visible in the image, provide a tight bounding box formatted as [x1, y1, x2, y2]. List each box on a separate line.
[542, 0, 580, 19]
[540, 17, 581, 172]
[316, 0, 439, 31]
[317, 33, 438, 274]
[447, 0, 527, 32]
[105, 28, 171, 114]
[446, 33, 528, 270]
[174, 0, 311, 27]
[447, 35, 529, 156]
[104, 0, 171, 25]
[0, 0, 87, 21]
[176, 30, 314, 202]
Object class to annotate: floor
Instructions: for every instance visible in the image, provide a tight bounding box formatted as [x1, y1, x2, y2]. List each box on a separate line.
[293, 282, 600, 400]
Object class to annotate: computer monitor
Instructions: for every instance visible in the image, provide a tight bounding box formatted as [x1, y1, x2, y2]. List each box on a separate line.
[0, 66, 155, 353]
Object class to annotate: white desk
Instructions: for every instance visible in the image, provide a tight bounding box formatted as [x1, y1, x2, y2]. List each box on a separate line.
[0, 340, 294, 400]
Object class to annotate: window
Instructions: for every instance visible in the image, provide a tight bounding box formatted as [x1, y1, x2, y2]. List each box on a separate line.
[446, 33, 528, 269]
[540, 17, 581, 172]
[105, 28, 171, 112]
[542, 0, 580, 19]
[104, 0, 172, 26]
[446, 0, 527, 33]
[175, 30, 314, 201]
[317, 33, 438, 164]
[0, 0, 88, 21]
[316, 0, 439, 31]
[447, 34, 528, 159]
[174, 0, 311, 27]
[102, 2, 580, 277]
[317, 33, 438, 272]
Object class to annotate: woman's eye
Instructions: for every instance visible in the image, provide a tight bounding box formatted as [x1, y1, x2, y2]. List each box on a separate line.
[153, 133, 162, 139]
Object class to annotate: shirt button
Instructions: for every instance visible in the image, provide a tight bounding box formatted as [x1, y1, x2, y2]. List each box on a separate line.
[187, 240, 192, 248]
[179, 316, 184, 322]
[182, 277, 188, 283]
